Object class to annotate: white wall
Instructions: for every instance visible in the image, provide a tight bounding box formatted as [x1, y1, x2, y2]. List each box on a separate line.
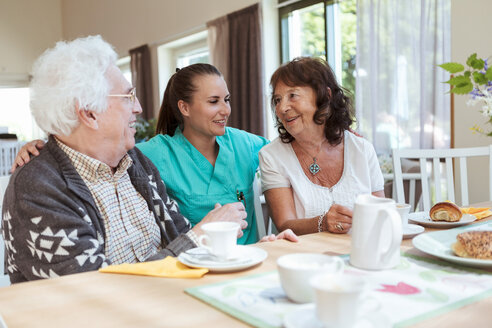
[0, 0, 62, 86]
[60, 0, 260, 116]
[451, 0, 492, 204]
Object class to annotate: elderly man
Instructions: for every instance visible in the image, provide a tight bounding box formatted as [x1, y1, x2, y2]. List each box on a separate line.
[1, 35, 249, 283]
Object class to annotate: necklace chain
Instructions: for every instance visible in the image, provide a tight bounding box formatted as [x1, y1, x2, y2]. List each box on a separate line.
[296, 140, 325, 176]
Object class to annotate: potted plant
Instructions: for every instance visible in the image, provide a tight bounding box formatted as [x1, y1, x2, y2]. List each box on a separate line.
[439, 54, 492, 136]
[134, 117, 157, 143]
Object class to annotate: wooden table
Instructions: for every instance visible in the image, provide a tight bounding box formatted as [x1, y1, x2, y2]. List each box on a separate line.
[0, 207, 491, 327]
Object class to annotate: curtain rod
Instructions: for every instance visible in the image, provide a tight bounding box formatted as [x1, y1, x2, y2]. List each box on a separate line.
[277, 0, 301, 8]
[149, 24, 207, 47]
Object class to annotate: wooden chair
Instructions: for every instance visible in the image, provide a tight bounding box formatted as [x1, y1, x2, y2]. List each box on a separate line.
[384, 158, 423, 211]
[392, 146, 492, 212]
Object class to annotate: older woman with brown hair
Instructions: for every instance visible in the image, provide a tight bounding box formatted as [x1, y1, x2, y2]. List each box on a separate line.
[259, 57, 384, 236]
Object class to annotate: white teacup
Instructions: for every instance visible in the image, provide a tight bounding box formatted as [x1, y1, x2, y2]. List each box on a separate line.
[396, 203, 411, 229]
[277, 253, 344, 303]
[198, 222, 239, 260]
[310, 274, 380, 328]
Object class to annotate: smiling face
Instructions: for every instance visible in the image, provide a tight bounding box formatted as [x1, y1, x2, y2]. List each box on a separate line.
[272, 81, 320, 139]
[180, 74, 231, 139]
[97, 66, 142, 161]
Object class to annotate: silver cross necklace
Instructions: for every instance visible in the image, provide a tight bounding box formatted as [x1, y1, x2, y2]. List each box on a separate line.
[296, 140, 326, 176]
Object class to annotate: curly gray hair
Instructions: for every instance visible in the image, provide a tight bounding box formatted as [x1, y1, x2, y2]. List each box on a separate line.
[30, 35, 118, 136]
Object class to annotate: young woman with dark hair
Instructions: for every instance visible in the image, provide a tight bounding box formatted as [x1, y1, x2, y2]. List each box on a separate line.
[137, 64, 271, 244]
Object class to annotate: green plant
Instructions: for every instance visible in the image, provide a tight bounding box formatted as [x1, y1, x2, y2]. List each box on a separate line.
[439, 53, 492, 136]
[134, 117, 157, 142]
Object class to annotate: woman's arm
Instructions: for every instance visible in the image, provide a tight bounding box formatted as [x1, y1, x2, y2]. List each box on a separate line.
[264, 187, 353, 235]
[372, 190, 385, 197]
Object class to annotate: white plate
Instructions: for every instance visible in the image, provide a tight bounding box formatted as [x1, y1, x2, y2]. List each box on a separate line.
[409, 212, 476, 228]
[403, 223, 425, 239]
[412, 224, 492, 268]
[283, 304, 391, 328]
[178, 245, 267, 273]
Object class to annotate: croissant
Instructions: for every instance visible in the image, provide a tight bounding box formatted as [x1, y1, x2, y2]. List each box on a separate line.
[452, 231, 492, 259]
[429, 202, 462, 222]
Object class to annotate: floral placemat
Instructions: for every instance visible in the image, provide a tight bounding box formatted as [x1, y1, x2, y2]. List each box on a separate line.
[185, 253, 492, 328]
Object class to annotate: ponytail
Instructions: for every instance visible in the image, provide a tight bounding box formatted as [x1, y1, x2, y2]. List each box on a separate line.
[156, 73, 180, 135]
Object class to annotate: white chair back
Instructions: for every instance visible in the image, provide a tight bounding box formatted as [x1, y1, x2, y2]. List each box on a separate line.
[0, 175, 11, 287]
[392, 145, 492, 212]
[253, 171, 277, 239]
[0, 175, 10, 220]
[0, 141, 20, 176]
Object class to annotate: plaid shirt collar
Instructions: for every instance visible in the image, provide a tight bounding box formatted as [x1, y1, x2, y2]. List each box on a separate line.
[55, 137, 133, 182]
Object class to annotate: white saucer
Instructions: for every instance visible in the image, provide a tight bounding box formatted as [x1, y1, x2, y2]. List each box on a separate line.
[409, 212, 476, 228]
[283, 305, 391, 328]
[177, 245, 267, 273]
[402, 223, 425, 239]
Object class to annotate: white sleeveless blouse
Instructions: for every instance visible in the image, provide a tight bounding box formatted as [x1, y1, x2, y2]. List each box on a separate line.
[259, 131, 384, 219]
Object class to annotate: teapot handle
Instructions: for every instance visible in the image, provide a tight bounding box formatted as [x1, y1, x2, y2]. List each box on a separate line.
[377, 208, 402, 264]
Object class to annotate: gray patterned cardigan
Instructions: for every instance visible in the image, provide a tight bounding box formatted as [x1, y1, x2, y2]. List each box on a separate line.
[2, 136, 195, 283]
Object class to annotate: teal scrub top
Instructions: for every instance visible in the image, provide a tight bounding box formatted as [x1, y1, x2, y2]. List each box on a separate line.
[136, 127, 269, 244]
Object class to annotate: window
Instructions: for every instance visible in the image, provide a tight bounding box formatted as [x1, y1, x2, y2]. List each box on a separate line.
[279, 0, 356, 94]
[116, 56, 132, 85]
[0, 88, 44, 141]
[157, 30, 209, 104]
[176, 47, 209, 68]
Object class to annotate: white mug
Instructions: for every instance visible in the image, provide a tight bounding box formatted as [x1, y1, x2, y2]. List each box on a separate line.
[396, 203, 411, 229]
[277, 253, 344, 303]
[350, 194, 402, 270]
[198, 222, 239, 260]
[310, 274, 380, 328]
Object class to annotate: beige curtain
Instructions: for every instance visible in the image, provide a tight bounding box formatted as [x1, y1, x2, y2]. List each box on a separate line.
[207, 16, 229, 84]
[207, 4, 265, 137]
[129, 44, 154, 120]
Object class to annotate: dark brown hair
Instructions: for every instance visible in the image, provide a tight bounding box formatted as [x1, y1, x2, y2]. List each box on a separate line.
[270, 57, 354, 145]
[156, 63, 222, 135]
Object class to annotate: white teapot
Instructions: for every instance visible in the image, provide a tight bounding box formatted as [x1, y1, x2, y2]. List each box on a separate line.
[350, 194, 402, 270]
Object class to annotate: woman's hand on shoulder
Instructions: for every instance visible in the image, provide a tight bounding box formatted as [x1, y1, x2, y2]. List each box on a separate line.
[259, 229, 298, 243]
[10, 139, 45, 173]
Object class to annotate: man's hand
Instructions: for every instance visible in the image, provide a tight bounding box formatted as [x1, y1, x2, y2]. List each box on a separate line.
[10, 139, 45, 173]
[193, 202, 247, 238]
[259, 229, 299, 243]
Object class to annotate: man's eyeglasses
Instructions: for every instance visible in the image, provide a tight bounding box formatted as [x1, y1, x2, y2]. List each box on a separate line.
[108, 88, 136, 105]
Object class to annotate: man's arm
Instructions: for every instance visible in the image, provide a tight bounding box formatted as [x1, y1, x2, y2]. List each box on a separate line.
[3, 174, 108, 282]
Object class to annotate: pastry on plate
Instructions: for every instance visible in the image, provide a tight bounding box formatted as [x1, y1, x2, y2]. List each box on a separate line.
[452, 231, 492, 259]
[429, 202, 462, 222]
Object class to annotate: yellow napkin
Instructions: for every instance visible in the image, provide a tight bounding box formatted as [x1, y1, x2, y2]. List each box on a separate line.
[99, 256, 208, 278]
[461, 207, 492, 220]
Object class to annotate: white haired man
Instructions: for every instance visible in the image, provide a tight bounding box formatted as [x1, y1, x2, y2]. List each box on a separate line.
[1, 35, 248, 282]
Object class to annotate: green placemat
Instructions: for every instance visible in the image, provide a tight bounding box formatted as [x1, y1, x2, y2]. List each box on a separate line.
[185, 253, 492, 328]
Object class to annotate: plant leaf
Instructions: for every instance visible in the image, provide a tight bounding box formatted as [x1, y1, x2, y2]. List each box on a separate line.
[473, 71, 488, 85]
[451, 82, 473, 94]
[466, 53, 478, 66]
[438, 62, 464, 73]
[470, 58, 485, 70]
[445, 75, 470, 86]
[485, 67, 492, 81]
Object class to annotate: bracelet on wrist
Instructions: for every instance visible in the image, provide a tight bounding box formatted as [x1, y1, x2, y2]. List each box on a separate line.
[317, 212, 327, 232]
